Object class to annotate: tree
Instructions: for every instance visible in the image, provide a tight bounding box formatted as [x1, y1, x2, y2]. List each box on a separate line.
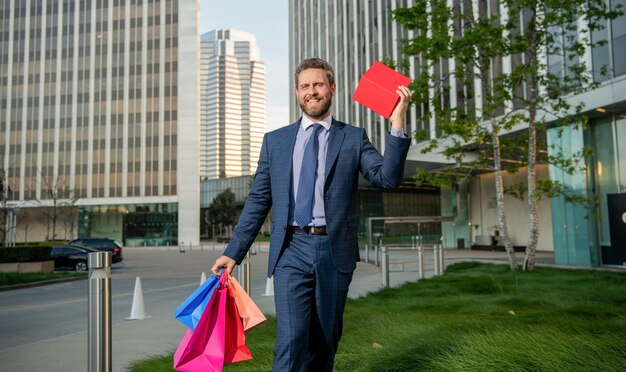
[206, 189, 236, 238]
[40, 175, 79, 240]
[0, 168, 16, 246]
[394, 0, 621, 270]
[0, 167, 24, 246]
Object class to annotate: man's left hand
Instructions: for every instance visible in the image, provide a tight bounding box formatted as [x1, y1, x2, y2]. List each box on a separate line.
[390, 85, 412, 131]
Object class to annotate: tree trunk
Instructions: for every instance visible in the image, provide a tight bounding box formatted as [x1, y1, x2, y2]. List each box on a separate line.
[524, 112, 539, 272]
[524, 26, 541, 272]
[52, 202, 57, 240]
[492, 129, 518, 270]
[469, 0, 517, 269]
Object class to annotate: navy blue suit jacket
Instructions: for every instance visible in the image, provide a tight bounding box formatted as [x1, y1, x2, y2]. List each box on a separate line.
[223, 118, 410, 276]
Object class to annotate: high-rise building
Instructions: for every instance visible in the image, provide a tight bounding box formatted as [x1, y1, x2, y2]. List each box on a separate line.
[288, 0, 444, 246]
[0, 0, 201, 246]
[200, 29, 265, 179]
[288, 1, 424, 154]
[289, 0, 626, 267]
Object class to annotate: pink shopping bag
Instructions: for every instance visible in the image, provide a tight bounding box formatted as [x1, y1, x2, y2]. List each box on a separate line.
[173, 271, 251, 372]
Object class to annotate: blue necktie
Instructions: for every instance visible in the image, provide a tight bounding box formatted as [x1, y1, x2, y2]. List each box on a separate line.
[294, 124, 323, 228]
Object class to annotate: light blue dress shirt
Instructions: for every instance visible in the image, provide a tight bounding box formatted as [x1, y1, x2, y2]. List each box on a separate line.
[291, 114, 406, 227]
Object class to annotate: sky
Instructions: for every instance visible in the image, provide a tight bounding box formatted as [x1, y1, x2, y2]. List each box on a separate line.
[201, 0, 291, 131]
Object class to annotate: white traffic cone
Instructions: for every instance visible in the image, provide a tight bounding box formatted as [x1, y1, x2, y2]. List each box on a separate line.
[261, 276, 274, 296]
[200, 271, 207, 285]
[126, 276, 150, 320]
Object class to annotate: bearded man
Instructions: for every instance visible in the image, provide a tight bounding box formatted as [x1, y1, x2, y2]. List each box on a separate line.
[212, 57, 411, 371]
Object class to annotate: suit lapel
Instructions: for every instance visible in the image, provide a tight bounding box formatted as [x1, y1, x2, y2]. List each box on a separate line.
[283, 120, 301, 163]
[325, 119, 346, 182]
[278, 120, 301, 194]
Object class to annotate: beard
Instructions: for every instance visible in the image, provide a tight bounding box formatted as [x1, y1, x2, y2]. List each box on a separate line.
[299, 95, 333, 119]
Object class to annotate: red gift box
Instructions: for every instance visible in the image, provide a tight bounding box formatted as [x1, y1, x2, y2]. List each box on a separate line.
[352, 61, 412, 119]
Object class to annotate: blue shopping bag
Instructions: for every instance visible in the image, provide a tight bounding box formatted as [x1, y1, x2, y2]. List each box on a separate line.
[174, 272, 220, 330]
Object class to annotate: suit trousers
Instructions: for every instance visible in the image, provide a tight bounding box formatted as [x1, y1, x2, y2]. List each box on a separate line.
[272, 229, 354, 372]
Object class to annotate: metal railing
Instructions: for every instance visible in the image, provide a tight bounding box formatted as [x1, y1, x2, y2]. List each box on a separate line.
[375, 234, 446, 288]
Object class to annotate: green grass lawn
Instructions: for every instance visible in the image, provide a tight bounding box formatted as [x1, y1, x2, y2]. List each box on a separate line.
[129, 262, 626, 371]
[0, 271, 87, 287]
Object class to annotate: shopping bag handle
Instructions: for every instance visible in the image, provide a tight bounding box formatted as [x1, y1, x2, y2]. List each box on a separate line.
[218, 268, 229, 288]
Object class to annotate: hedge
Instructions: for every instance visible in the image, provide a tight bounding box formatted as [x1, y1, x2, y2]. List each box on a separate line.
[14, 240, 66, 248]
[0, 246, 53, 263]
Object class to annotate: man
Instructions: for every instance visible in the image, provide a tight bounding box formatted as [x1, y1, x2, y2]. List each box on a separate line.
[212, 57, 411, 371]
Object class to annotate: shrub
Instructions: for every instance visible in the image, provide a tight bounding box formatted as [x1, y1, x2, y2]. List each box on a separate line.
[0, 246, 53, 263]
[15, 240, 65, 248]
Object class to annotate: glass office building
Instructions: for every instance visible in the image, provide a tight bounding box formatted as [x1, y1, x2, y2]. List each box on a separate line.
[546, 0, 626, 267]
[288, 0, 459, 245]
[0, 0, 200, 246]
[290, 0, 626, 267]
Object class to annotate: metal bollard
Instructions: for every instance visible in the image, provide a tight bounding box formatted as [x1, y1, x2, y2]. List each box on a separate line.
[364, 244, 369, 264]
[244, 251, 251, 294]
[237, 251, 251, 294]
[88, 251, 112, 372]
[433, 245, 440, 276]
[374, 234, 383, 267]
[381, 245, 389, 288]
[417, 245, 424, 280]
[236, 263, 243, 290]
[439, 243, 445, 274]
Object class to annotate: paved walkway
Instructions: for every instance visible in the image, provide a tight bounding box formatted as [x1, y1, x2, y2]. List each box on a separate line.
[0, 245, 554, 372]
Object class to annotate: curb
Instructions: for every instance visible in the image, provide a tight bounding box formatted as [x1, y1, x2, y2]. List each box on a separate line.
[0, 275, 87, 292]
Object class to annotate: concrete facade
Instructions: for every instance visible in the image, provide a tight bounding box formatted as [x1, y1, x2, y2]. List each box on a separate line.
[0, 0, 201, 245]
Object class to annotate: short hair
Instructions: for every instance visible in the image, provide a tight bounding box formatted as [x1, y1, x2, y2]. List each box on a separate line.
[295, 58, 335, 87]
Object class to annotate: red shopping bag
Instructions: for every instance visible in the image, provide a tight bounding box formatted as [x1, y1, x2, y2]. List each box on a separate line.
[173, 271, 251, 372]
[228, 275, 267, 331]
[224, 283, 253, 364]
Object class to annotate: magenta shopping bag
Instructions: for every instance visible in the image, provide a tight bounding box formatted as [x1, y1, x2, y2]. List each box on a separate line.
[173, 271, 252, 372]
[174, 272, 220, 330]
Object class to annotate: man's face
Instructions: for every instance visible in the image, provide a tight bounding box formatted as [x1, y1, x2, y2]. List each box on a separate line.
[296, 68, 336, 120]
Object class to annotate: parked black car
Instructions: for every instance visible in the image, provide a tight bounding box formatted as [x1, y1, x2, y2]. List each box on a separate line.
[67, 238, 124, 263]
[50, 245, 100, 272]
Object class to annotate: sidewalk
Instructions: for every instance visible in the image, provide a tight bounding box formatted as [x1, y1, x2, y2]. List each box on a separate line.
[0, 246, 554, 372]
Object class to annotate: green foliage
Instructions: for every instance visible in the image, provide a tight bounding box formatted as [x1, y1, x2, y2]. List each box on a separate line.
[0, 246, 52, 263]
[14, 240, 66, 248]
[206, 189, 237, 229]
[130, 263, 626, 371]
[392, 0, 621, 201]
[125, 355, 173, 372]
[394, 0, 622, 270]
[414, 168, 456, 188]
[432, 326, 625, 371]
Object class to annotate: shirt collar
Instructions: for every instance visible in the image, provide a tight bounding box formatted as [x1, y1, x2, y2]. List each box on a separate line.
[301, 114, 332, 131]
